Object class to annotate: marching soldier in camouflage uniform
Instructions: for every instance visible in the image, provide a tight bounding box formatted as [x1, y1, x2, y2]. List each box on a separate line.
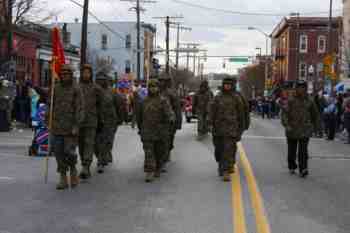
[209, 77, 245, 182]
[51, 65, 84, 190]
[159, 74, 182, 163]
[137, 79, 175, 182]
[282, 81, 320, 178]
[95, 72, 123, 173]
[78, 64, 102, 179]
[193, 80, 213, 139]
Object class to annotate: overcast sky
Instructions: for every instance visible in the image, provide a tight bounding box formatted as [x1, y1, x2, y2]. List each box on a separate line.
[46, 0, 343, 74]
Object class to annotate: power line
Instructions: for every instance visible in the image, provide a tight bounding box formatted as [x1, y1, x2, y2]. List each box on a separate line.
[68, 0, 127, 41]
[170, 0, 341, 17]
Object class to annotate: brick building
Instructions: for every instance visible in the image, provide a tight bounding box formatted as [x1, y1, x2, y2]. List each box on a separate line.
[271, 17, 342, 91]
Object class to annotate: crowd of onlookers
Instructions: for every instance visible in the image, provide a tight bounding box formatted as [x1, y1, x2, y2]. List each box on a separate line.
[248, 89, 350, 144]
[0, 77, 49, 132]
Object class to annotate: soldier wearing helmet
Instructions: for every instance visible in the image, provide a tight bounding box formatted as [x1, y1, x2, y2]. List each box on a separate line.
[51, 64, 85, 190]
[158, 73, 182, 165]
[136, 79, 175, 182]
[94, 71, 124, 174]
[78, 64, 104, 179]
[209, 76, 245, 182]
[193, 79, 213, 139]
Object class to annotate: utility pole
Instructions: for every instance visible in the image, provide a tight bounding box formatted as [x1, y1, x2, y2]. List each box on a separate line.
[328, 0, 333, 53]
[6, 0, 14, 82]
[153, 16, 183, 74]
[80, 0, 89, 66]
[170, 23, 191, 69]
[193, 52, 196, 75]
[166, 16, 170, 74]
[181, 42, 200, 72]
[121, 0, 156, 81]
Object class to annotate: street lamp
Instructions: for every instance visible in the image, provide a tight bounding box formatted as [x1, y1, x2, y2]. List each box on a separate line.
[248, 26, 270, 56]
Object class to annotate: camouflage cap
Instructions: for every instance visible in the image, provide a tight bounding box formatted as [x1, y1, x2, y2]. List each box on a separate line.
[95, 71, 111, 80]
[222, 77, 235, 85]
[60, 64, 73, 74]
[148, 79, 159, 87]
[296, 80, 307, 88]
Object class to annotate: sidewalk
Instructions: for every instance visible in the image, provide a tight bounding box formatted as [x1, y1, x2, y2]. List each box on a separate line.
[0, 128, 33, 147]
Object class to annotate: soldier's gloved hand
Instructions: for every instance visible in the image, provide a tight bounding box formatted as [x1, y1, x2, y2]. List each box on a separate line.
[72, 127, 79, 136]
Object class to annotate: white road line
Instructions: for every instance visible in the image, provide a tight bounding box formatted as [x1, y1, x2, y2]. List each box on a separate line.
[243, 135, 325, 141]
[0, 177, 15, 181]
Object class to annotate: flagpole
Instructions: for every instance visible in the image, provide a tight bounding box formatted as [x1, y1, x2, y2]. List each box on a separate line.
[45, 59, 57, 184]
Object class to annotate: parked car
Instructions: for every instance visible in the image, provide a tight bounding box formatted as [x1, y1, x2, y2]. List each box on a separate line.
[184, 92, 197, 123]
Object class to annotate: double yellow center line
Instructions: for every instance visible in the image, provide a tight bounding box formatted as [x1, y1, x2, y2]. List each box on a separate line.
[231, 142, 271, 233]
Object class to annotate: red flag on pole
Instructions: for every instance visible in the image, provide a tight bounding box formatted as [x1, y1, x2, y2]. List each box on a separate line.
[51, 27, 66, 78]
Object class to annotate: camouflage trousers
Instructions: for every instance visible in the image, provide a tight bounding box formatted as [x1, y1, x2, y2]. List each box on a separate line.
[197, 113, 209, 135]
[79, 127, 96, 166]
[95, 126, 116, 166]
[212, 136, 238, 172]
[53, 135, 78, 174]
[143, 139, 168, 173]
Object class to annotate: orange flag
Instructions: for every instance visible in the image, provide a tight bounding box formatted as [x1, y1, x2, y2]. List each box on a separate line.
[51, 27, 66, 78]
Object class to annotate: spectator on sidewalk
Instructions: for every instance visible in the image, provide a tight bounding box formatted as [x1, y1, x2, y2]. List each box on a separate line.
[324, 97, 338, 141]
[0, 77, 10, 132]
[343, 89, 350, 144]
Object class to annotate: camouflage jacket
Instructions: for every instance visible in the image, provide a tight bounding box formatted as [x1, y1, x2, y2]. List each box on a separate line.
[209, 92, 244, 139]
[51, 83, 85, 136]
[234, 91, 250, 132]
[98, 88, 124, 129]
[283, 96, 320, 139]
[193, 89, 213, 115]
[161, 88, 182, 130]
[137, 95, 175, 141]
[79, 82, 102, 128]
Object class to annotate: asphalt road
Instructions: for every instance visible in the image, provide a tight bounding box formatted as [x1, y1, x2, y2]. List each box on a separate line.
[0, 117, 349, 233]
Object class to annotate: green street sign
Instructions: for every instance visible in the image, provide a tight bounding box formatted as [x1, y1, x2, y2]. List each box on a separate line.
[229, 57, 249, 63]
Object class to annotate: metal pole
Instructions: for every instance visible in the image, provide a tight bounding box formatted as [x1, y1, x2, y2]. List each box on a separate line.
[295, 13, 300, 81]
[193, 53, 196, 75]
[80, 0, 89, 66]
[197, 56, 201, 77]
[175, 23, 180, 69]
[7, 0, 13, 61]
[328, 0, 333, 53]
[165, 16, 170, 74]
[136, 0, 141, 80]
[186, 44, 190, 70]
[265, 36, 269, 56]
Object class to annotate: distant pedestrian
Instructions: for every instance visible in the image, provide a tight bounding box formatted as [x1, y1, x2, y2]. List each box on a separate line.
[193, 80, 213, 139]
[0, 78, 10, 132]
[282, 81, 320, 178]
[324, 97, 338, 141]
[343, 90, 350, 144]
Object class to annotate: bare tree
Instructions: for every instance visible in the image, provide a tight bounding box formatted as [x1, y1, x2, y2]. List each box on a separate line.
[0, 0, 59, 25]
[95, 55, 116, 75]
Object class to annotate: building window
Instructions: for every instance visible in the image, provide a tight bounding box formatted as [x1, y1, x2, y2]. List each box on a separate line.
[299, 35, 308, 53]
[126, 34, 131, 49]
[318, 36, 326, 53]
[299, 62, 307, 80]
[125, 60, 131, 73]
[101, 34, 108, 50]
